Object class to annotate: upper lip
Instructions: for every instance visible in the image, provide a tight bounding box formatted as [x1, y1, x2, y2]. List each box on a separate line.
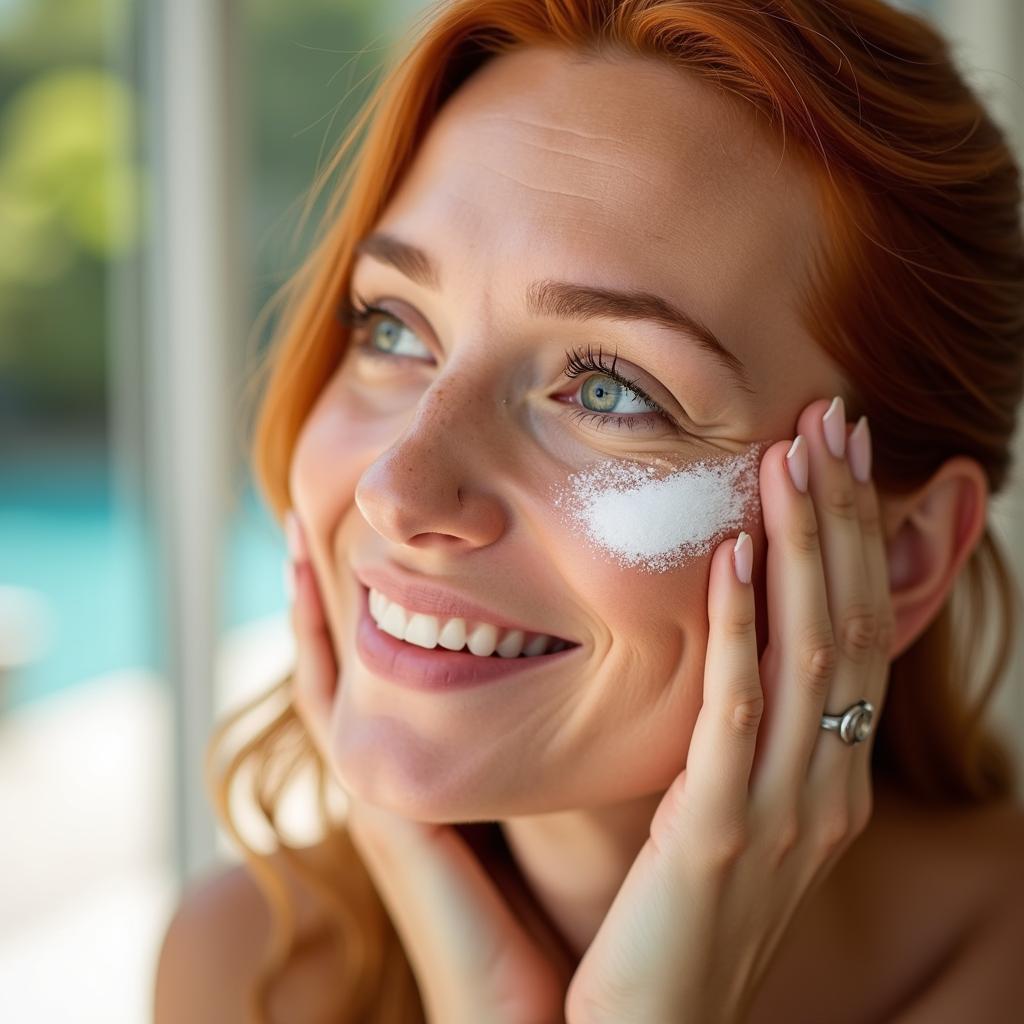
[353, 561, 576, 642]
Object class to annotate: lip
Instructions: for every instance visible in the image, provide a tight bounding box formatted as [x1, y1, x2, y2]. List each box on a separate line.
[355, 583, 582, 691]
[352, 561, 575, 642]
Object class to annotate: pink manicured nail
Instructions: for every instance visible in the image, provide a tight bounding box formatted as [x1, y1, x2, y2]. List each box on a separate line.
[822, 396, 846, 459]
[848, 416, 872, 483]
[285, 510, 308, 562]
[733, 531, 753, 585]
[785, 435, 809, 493]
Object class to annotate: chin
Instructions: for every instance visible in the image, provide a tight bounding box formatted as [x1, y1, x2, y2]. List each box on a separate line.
[327, 716, 511, 824]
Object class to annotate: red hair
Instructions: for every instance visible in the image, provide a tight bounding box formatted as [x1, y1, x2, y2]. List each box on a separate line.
[207, 2, 1023, 1019]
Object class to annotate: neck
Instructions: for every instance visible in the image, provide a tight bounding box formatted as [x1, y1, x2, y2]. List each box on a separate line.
[498, 791, 665, 961]
[492, 779, 913, 964]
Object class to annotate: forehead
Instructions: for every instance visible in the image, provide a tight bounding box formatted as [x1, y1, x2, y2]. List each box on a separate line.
[364, 46, 836, 418]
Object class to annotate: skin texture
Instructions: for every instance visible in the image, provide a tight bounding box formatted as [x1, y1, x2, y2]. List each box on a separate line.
[286, 44, 991, 989]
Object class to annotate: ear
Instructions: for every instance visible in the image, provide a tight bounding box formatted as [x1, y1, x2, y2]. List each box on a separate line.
[880, 456, 989, 661]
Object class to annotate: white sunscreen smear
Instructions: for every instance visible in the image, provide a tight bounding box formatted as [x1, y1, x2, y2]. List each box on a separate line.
[551, 445, 763, 574]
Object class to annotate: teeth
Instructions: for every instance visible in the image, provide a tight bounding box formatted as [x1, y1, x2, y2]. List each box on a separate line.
[466, 622, 499, 657]
[404, 612, 440, 649]
[522, 633, 551, 657]
[495, 629, 525, 658]
[368, 587, 564, 659]
[437, 616, 467, 651]
[379, 602, 408, 641]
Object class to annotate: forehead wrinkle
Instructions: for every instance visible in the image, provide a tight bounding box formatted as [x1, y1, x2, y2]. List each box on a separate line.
[475, 111, 638, 167]
[454, 114, 663, 200]
[479, 111, 629, 148]
[463, 156, 606, 210]
[365, 48, 829, 396]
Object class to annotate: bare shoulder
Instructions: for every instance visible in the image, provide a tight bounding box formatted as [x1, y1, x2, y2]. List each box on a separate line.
[932, 792, 1024, 918]
[869, 791, 1024, 1021]
[852, 785, 1024, 936]
[154, 843, 339, 1024]
[153, 855, 269, 1024]
[747, 787, 1024, 1024]
[869, 785, 1024, 893]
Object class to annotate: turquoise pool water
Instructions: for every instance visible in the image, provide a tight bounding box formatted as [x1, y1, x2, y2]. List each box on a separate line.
[0, 446, 288, 710]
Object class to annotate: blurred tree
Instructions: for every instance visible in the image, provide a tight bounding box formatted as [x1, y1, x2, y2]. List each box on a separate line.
[245, 0, 387, 347]
[0, 69, 140, 260]
[0, 0, 401, 424]
[0, 0, 130, 426]
[0, 68, 139, 420]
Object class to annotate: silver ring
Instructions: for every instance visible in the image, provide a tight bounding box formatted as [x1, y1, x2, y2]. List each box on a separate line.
[820, 699, 874, 745]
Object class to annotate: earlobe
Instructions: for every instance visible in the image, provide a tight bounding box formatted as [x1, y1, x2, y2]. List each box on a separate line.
[882, 457, 989, 661]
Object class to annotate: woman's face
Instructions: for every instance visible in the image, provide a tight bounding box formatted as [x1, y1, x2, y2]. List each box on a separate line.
[289, 46, 846, 820]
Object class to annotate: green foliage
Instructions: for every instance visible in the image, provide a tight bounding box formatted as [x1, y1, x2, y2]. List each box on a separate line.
[0, 68, 140, 269]
[0, 0, 133, 421]
[0, 0, 394, 420]
[245, 0, 385, 323]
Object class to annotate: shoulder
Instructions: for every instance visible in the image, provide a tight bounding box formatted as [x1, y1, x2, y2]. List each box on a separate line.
[944, 795, 1024, 916]
[751, 789, 1024, 1023]
[878, 795, 1024, 1021]
[154, 843, 338, 1024]
[872, 787, 1024, 882]
[153, 856, 269, 1024]
[863, 787, 1024, 904]
[856, 788, 1024, 975]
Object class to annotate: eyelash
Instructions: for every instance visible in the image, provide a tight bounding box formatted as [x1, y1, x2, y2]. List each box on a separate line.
[337, 292, 677, 435]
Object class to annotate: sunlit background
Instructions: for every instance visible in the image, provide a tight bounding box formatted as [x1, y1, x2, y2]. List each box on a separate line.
[0, 0, 1021, 1020]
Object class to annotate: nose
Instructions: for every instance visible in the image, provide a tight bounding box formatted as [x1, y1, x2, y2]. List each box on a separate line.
[354, 376, 509, 552]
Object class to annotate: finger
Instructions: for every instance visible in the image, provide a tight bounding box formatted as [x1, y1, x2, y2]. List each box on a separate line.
[681, 532, 762, 848]
[286, 510, 337, 744]
[797, 400, 879, 784]
[842, 417, 893, 794]
[848, 416, 895, 723]
[749, 433, 836, 805]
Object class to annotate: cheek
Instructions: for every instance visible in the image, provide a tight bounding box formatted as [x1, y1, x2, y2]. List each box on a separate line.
[510, 442, 765, 648]
[288, 376, 395, 538]
[548, 442, 765, 576]
[579, 556, 713, 721]
[516, 443, 765, 746]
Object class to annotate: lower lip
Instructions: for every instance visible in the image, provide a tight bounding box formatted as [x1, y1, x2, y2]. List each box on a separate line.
[355, 584, 581, 692]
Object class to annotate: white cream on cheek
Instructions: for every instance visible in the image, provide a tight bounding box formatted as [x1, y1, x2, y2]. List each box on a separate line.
[551, 445, 763, 574]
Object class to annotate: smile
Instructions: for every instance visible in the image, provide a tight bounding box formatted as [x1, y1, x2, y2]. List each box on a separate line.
[368, 585, 573, 658]
[355, 584, 583, 692]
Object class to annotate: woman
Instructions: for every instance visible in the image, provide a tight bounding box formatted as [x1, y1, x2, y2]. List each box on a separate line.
[155, 1, 1024, 1021]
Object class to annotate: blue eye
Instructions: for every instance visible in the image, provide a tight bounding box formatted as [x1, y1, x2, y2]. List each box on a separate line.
[559, 344, 674, 434]
[337, 295, 431, 361]
[337, 295, 678, 435]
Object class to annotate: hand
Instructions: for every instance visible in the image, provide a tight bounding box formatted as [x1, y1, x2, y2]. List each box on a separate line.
[564, 397, 895, 1024]
[285, 512, 574, 1024]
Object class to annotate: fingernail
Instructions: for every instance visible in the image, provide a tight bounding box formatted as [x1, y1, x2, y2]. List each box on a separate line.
[733, 531, 753, 585]
[285, 509, 308, 562]
[848, 416, 872, 483]
[822, 396, 846, 459]
[283, 557, 296, 602]
[785, 435, 809, 493]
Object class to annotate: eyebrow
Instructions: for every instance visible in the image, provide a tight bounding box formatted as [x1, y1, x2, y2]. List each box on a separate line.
[352, 231, 755, 396]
